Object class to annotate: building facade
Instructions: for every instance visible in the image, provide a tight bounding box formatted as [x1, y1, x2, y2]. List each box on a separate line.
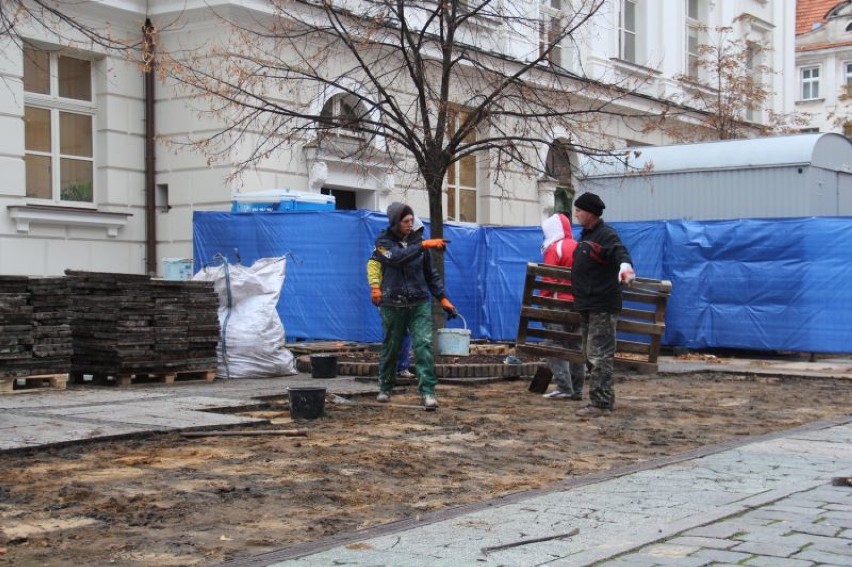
[795, 0, 852, 135]
[0, 1, 794, 276]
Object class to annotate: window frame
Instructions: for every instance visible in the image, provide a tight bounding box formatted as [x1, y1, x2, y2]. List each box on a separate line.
[445, 109, 478, 224]
[619, 0, 637, 63]
[800, 65, 821, 101]
[685, 0, 705, 80]
[539, 0, 568, 67]
[23, 45, 96, 207]
[745, 41, 760, 122]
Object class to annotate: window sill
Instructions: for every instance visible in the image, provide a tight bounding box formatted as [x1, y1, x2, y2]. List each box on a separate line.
[609, 58, 662, 76]
[796, 98, 825, 104]
[7, 205, 132, 237]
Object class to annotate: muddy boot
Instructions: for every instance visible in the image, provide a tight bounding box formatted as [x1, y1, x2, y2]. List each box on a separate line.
[575, 404, 611, 418]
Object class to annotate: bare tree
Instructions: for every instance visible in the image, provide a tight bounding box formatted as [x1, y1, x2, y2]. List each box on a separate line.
[649, 24, 806, 142]
[162, 0, 666, 237]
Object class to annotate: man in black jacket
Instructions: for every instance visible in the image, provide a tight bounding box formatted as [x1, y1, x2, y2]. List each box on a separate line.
[371, 202, 457, 409]
[571, 192, 636, 417]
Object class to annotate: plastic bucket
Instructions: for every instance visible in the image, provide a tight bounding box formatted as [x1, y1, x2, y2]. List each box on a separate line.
[436, 314, 471, 356]
[287, 387, 326, 419]
[310, 354, 338, 378]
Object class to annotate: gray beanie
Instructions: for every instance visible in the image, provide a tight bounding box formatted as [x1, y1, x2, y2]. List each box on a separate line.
[386, 202, 414, 230]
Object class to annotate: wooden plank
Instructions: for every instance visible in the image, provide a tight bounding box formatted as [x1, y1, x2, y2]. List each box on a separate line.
[533, 281, 574, 296]
[181, 429, 308, 438]
[615, 340, 652, 355]
[620, 307, 657, 321]
[0, 373, 67, 394]
[516, 343, 586, 364]
[524, 327, 582, 344]
[616, 319, 666, 336]
[519, 306, 581, 325]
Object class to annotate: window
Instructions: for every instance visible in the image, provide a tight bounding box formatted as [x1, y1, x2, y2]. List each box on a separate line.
[745, 42, 759, 122]
[801, 66, 820, 100]
[619, 0, 637, 63]
[685, 0, 705, 79]
[845, 62, 852, 96]
[446, 111, 477, 223]
[320, 93, 364, 132]
[539, 0, 567, 66]
[23, 46, 94, 204]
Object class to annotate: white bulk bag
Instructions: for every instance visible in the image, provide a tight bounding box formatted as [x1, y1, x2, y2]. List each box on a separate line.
[193, 256, 297, 378]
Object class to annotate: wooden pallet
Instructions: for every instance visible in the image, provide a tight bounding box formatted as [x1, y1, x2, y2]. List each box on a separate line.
[70, 369, 216, 387]
[515, 263, 672, 374]
[0, 373, 68, 394]
[285, 341, 376, 356]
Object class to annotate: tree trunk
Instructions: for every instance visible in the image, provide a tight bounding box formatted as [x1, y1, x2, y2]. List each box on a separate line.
[425, 167, 448, 344]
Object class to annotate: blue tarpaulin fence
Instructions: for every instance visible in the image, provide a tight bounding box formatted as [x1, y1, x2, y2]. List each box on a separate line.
[193, 211, 852, 353]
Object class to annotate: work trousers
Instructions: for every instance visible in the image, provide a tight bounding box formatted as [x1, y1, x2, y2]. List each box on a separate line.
[379, 303, 437, 395]
[579, 311, 619, 409]
[544, 322, 586, 396]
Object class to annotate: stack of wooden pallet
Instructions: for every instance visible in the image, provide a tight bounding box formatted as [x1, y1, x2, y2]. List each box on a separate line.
[0, 276, 35, 378]
[66, 271, 219, 382]
[0, 276, 72, 392]
[28, 277, 73, 374]
[0, 276, 72, 378]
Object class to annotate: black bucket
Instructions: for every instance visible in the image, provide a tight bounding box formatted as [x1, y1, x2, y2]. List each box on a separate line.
[287, 387, 326, 420]
[310, 354, 338, 379]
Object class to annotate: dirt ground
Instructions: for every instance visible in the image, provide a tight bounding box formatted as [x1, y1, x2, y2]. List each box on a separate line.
[2, 372, 852, 566]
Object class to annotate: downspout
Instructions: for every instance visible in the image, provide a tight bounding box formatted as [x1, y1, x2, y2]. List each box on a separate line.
[143, 18, 157, 277]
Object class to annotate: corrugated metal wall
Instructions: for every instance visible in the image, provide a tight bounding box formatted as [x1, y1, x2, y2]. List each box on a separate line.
[579, 166, 852, 221]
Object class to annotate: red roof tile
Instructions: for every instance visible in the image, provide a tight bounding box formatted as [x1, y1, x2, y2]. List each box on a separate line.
[797, 0, 846, 36]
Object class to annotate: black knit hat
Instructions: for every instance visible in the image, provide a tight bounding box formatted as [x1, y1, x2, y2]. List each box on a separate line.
[574, 192, 605, 216]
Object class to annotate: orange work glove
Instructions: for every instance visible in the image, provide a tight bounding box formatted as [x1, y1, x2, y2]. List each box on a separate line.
[370, 286, 382, 306]
[422, 239, 447, 250]
[440, 297, 457, 319]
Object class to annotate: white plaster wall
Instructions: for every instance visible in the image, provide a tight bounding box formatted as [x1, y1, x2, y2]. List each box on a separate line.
[0, 0, 796, 277]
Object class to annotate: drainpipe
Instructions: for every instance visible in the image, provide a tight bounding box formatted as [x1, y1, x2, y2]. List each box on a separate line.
[143, 18, 157, 277]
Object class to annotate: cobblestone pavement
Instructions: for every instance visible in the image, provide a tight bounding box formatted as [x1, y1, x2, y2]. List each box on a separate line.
[244, 420, 852, 567]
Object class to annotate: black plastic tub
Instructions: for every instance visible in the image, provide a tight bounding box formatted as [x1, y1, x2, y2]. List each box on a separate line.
[287, 387, 326, 419]
[310, 354, 338, 379]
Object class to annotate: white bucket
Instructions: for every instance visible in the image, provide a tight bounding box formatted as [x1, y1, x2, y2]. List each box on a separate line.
[437, 314, 471, 356]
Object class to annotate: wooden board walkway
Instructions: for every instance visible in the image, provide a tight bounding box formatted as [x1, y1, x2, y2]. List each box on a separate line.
[0, 373, 68, 394]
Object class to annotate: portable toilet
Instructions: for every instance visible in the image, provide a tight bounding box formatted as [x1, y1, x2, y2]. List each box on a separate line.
[231, 189, 336, 212]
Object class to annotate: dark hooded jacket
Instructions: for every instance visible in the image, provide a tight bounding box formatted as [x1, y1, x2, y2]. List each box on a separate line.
[371, 202, 446, 307]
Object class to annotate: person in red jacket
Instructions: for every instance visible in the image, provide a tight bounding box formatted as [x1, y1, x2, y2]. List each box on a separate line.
[539, 212, 585, 400]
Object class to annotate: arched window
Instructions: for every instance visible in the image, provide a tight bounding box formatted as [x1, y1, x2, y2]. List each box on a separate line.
[545, 139, 577, 213]
[320, 93, 367, 132]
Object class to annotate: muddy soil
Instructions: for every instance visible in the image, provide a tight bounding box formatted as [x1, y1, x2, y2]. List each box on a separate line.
[1, 373, 851, 566]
